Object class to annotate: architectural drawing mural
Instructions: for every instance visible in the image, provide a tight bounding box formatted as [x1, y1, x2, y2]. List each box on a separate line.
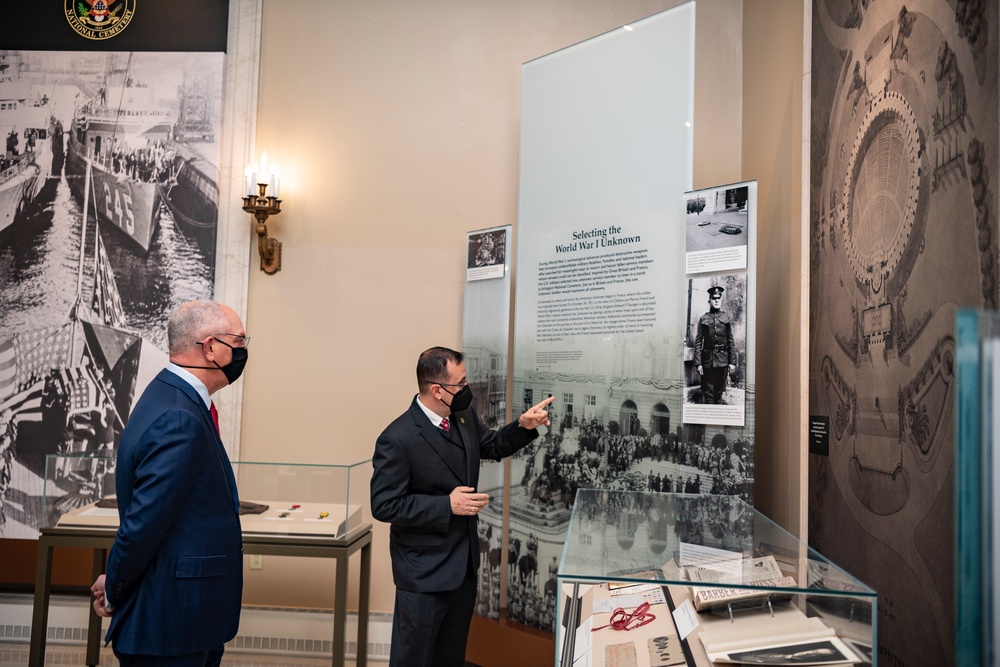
[808, 2, 997, 665]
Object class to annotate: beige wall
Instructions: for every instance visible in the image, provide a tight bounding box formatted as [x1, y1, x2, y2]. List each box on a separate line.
[241, 0, 805, 614]
[741, 0, 806, 536]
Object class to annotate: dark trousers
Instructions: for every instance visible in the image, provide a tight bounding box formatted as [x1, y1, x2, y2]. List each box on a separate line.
[700, 366, 728, 404]
[114, 645, 224, 667]
[389, 562, 477, 667]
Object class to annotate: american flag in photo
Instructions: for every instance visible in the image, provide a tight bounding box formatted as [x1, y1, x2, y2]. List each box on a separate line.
[0, 326, 74, 401]
[91, 233, 126, 329]
[12, 326, 73, 390]
[0, 379, 45, 425]
[57, 366, 102, 414]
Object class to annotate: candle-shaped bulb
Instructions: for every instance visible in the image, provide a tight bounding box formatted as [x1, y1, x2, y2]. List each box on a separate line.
[259, 152, 269, 188]
[273, 167, 281, 198]
[243, 164, 254, 197]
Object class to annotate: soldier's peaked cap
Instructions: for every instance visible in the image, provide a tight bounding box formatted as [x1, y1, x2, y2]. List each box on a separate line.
[708, 286, 724, 297]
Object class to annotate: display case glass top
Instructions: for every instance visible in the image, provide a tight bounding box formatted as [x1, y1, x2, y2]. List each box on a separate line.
[557, 490, 877, 667]
[560, 489, 874, 596]
[41, 455, 371, 540]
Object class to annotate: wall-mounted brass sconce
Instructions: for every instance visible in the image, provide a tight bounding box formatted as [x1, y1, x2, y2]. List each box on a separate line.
[242, 153, 283, 274]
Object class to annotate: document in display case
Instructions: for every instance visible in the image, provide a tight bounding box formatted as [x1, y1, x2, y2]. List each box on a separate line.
[556, 490, 876, 667]
[42, 455, 371, 540]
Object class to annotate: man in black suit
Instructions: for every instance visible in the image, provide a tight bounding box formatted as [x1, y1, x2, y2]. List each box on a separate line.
[371, 346, 553, 667]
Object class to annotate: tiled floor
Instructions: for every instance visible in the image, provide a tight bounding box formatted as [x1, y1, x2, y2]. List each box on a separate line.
[0, 646, 350, 666]
[0, 646, 483, 667]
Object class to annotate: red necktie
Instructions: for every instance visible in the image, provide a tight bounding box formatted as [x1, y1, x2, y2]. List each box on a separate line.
[440, 417, 450, 432]
[210, 402, 220, 436]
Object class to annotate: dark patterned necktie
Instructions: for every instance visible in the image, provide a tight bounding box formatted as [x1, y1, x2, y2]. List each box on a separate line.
[440, 417, 450, 432]
[210, 401, 220, 436]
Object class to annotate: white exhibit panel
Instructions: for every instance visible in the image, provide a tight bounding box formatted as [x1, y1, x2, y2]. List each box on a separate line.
[510, 2, 697, 633]
[462, 224, 513, 621]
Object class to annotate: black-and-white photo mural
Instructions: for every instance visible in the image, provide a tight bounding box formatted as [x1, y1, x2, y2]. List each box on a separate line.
[808, 2, 997, 665]
[0, 50, 224, 537]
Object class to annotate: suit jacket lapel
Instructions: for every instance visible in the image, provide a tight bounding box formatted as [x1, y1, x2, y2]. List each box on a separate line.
[409, 400, 467, 484]
[453, 412, 477, 484]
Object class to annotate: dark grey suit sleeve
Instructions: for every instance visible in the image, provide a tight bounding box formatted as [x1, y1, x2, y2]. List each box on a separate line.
[475, 409, 538, 462]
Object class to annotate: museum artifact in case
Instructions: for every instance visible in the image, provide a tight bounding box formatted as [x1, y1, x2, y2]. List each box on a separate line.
[32, 456, 374, 667]
[41, 454, 371, 539]
[556, 490, 876, 666]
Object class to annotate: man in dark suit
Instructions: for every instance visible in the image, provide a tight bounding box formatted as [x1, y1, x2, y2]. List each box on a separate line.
[90, 300, 249, 667]
[695, 285, 737, 404]
[372, 346, 553, 667]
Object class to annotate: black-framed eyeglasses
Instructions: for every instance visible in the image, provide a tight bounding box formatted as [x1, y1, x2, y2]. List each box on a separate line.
[435, 379, 468, 388]
[196, 332, 250, 348]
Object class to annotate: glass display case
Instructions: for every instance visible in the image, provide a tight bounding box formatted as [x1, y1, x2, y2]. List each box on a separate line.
[556, 490, 877, 666]
[32, 456, 374, 667]
[41, 455, 372, 540]
[955, 309, 1000, 667]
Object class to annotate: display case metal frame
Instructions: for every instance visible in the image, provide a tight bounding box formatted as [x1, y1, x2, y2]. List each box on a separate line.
[29, 456, 373, 667]
[29, 524, 372, 667]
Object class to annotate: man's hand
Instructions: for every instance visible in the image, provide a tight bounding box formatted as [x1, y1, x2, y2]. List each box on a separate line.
[518, 395, 555, 430]
[91, 574, 113, 618]
[450, 486, 489, 516]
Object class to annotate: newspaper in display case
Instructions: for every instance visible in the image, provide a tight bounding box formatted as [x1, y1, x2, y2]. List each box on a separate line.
[690, 576, 798, 612]
[685, 555, 784, 584]
[684, 555, 796, 612]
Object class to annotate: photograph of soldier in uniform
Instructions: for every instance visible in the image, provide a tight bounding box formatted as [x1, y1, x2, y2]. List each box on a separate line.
[683, 274, 747, 426]
[696, 285, 736, 404]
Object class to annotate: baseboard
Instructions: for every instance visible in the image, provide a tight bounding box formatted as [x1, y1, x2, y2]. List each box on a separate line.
[0, 593, 393, 661]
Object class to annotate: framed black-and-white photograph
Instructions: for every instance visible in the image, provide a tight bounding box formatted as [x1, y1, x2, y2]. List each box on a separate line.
[0, 49, 224, 537]
[683, 274, 747, 426]
[684, 182, 753, 275]
[718, 638, 860, 665]
[467, 227, 507, 281]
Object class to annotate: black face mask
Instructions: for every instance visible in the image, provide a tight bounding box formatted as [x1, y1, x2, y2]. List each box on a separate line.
[441, 384, 473, 414]
[216, 345, 248, 384]
[179, 340, 248, 385]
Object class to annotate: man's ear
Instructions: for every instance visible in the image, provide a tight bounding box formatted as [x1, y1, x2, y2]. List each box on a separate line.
[200, 338, 217, 362]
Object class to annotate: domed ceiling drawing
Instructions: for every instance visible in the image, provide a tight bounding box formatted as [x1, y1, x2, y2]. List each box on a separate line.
[808, 2, 996, 665]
